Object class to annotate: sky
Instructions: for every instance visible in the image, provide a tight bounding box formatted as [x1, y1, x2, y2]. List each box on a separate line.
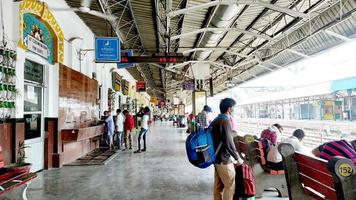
[237, 39, 356, 89]
[206, 38, 356, 114]
[211, 38, 356, 104]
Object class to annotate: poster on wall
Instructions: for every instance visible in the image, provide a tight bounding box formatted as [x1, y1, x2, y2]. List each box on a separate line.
[323, 100, 333, 120]
[193, 90, 207, 115]
[136, 81, 146, 92]
[178, 104, 185, 116]
[112, 72, 122, 92]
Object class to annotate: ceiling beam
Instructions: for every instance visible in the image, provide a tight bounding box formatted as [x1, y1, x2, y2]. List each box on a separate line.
[150, 63, 193, 79]
[182, 48, 249, 58]
[287, 49, 310, 58]
[166, 0, 172, 52]
[232, 58, 259, 69]
[171, 27, 273, 41]
[257, 64, 274, 72]
[324, 30, 352, 42]
[168, 0, 308, 18]
[264, 61, 283, 69]
[168, 60, 234, 69]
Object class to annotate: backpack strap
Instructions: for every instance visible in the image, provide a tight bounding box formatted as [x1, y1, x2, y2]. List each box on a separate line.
[208, 114, 228, 129]
[215, 142, 222, 157]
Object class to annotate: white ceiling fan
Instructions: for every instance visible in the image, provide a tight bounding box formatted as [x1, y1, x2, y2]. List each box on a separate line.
[50, 0, 117, 21]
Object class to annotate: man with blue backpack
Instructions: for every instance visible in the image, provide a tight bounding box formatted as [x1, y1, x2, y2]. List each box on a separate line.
[211, 98, 243, 200]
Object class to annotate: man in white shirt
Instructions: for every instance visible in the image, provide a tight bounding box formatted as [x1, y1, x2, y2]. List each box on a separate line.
[115, 109, 125, 150]
[104, 111, 115, 150]
[267, 129, 305, 170]
[134, 106, 150, 153]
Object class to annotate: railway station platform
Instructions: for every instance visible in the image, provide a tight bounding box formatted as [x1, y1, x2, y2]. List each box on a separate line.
[26, 122, 286, 200]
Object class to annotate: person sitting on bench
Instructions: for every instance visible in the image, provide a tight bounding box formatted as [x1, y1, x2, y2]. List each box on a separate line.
[312, 139, 356, 165]
[267, 129, 306, 170]
[260, 124, 283, 156]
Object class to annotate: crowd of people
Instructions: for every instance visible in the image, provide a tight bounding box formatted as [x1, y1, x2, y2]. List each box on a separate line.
[187, 98, 356, 200]
[101, 106, 152, 153]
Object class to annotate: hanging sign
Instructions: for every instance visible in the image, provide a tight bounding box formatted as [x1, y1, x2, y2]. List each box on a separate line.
[182, 80, 195, 90]
[136, 81, 146, 92]
[122, 79, 129, 95]
[112, 72, 122, 92]
[95, 37, 120, 62]
[150, 96, 158, 104]
[117, 49, 134, 68]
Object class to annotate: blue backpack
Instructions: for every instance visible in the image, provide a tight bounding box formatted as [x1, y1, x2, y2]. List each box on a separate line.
[186, 115, 227, 168]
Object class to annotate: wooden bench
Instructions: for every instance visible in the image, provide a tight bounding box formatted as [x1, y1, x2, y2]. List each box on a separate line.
[279, 143, 355, 200]
[0, 172, 37, 200]
[0, 145, 37, 200]
[234, 135, 288, 198]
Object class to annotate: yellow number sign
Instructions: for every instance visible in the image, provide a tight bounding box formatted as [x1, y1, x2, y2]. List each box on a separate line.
[338, 163, 353, 177]
[245, 135, 254, 144]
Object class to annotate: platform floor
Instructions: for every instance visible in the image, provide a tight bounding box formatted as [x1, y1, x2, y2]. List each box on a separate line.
[27, 121, 288, 200]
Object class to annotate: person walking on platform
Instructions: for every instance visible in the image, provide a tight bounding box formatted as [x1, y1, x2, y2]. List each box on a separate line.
[115, 109, 124, 150]
[195, 105, 212, 130]
[123, 110, 134, 151]
[134, 106, 150, 153]
[211, 98, 243, 200]
[104, 111, 115, 150]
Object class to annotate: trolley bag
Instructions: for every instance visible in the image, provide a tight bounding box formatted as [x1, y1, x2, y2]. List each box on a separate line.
[234, 163, 255, 200]
[185, 115, 227, 168]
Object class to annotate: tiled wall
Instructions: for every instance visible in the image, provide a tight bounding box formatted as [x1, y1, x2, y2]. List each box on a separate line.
[51, 64, 101, 167]
[0, 121, 25, 165]
[58, 64, 99, 130]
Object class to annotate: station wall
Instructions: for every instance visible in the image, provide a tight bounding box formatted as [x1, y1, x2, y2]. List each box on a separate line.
[0, 0, 143, 118]
[0, 0, 149, 169]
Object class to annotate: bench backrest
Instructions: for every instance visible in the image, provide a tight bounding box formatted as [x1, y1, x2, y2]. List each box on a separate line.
[0, 146, 4, 168]
[279, 143, 355, 200]
[294, 152, 337, 200]
[234, 135, 266, 166]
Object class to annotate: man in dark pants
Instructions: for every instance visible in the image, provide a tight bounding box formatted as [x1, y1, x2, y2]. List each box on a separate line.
[211, 98, 243, 200]
[134, 106, 150, 153]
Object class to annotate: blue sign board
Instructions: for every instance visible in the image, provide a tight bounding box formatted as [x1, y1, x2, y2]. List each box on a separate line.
[117, 49, 134, 69]
[95, 37, 120, 62]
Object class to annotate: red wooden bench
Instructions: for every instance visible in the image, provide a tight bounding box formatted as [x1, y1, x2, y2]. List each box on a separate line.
[279, 143, 355, 200]
[234, 135, 288, 198]
[0, 146, 37, 199]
